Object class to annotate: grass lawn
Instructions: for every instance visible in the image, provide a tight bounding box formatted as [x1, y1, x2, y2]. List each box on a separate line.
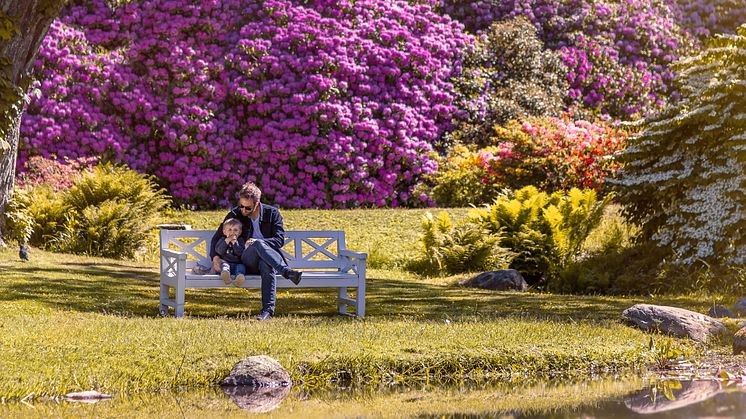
[0, 208, 738, 401]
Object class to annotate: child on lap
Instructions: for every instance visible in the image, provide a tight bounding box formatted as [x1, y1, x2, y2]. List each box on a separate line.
[213, 218, 246, 286]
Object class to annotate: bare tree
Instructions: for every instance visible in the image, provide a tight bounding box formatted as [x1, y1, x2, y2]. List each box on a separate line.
[0, 0, 62, 245]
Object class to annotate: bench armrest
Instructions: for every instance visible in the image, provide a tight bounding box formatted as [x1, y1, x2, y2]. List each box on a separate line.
[339, 249, 368, 260]
[161, 248, 187, 261]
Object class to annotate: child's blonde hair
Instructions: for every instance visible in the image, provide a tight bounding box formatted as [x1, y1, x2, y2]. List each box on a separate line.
[223, 218, 242, 232]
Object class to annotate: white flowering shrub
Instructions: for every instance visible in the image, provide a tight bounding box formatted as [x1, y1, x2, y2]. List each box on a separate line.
[612, 25, 746, 265]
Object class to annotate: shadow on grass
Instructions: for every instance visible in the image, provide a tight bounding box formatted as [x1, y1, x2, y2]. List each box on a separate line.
[0, 252, 716, 322]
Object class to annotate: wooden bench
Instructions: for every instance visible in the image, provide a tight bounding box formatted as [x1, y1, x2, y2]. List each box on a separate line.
[159, 229, 367, 318]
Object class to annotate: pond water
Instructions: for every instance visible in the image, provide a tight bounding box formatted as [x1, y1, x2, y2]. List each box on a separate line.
[2, 377, 745, 418]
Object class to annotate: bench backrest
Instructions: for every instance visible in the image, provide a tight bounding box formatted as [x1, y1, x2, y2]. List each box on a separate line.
[160, 230, 347, 270]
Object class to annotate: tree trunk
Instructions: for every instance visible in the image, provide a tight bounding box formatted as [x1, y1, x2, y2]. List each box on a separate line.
[0, 0, 62, 246]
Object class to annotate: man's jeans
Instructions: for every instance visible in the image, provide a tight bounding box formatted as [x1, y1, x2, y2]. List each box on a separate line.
[241, 240, 288, 313]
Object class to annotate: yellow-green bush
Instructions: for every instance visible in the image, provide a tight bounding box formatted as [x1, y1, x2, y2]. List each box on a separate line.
[409, 211, 514, 276]
[471, 186, 611, 284]
[5, 164, 170, 259]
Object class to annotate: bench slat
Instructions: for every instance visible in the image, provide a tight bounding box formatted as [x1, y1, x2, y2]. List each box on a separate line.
[183, 277, 359, 288]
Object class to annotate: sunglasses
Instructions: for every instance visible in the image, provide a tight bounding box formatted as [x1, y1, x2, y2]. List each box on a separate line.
[239, 202, 257, 210]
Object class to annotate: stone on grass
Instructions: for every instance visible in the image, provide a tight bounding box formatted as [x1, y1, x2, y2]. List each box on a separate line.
[709, 305, 737, 318]
[460, 269, 527, 291]
[221, 355, 291, 387]
[734, 298, 746, 316]
[622, 304, 725, 343]
[734, 328, 746, 355]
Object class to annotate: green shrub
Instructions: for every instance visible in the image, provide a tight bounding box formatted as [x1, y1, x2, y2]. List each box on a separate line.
[52, 164, 170, 258]
[1, 190, 35, 246]
[449, 17, 568, 148]
[409, 211, 514, 276]
[472, 186, 611, 283]
[552, 241, 678, 295]
[3, 186, 68, 247]
[4, 164, 170, 259]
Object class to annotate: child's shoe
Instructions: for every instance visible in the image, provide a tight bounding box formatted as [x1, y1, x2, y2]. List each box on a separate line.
[220, 269, 232, 285]
[234, 273, 246, 287]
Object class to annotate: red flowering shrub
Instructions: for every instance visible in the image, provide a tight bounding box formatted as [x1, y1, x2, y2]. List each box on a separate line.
[487, 117, 629, 192]
[431, 117, 628, 206]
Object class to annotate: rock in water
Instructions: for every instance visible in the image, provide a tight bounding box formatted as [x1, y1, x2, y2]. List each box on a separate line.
[622, 304, 725, 342]
[64, 390, 112, 402]
[460, 269, 528, 291]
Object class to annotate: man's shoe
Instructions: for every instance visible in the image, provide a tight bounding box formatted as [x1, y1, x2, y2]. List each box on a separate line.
[220, 269, 231, 285]
[234, 273, 246, 287]
[283, 269, 303, 285]
[256, 310, 273, 321]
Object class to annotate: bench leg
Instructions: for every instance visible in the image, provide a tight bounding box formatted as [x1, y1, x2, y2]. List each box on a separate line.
[356, 288, 365, 317]
[338, 287, 348, 315]
[175, 279, 186, 318]
[356, 266, 366, 317]
[159, 284, 171, 316]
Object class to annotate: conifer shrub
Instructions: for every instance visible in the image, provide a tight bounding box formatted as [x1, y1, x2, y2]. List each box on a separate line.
[612, 25, 746, 266]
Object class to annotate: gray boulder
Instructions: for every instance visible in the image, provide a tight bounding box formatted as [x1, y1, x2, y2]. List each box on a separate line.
[708, 305, 737, 318]
[734, 327, 746, 355]
[461, 269, 528, 291]
[622, 304, 725, 342]
[222, 385, 291, 413]
[221, 355, 292, 387]
[734, 298, 746, 316]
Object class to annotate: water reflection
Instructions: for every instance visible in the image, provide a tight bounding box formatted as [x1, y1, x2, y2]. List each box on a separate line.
[221, 385, 291, 413]
[1, 377, 745, 417]
[624, 379, 722, 414]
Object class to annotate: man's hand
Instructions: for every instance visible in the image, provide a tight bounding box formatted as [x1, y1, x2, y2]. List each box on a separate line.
[246, 238, 256, 246]
[213, 256, 222, 273]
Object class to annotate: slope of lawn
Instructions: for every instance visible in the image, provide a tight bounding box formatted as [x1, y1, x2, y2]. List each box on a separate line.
[0, 208, 732, 400]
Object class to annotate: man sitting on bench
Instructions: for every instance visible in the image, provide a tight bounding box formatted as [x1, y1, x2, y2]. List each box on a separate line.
[210, 182, 302, 321]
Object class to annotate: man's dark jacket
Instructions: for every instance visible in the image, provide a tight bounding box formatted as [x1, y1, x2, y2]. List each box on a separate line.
[209, 203, 286, 259]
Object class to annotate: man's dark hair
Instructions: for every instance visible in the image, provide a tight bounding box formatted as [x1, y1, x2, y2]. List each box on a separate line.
[238, 182, 262, 202]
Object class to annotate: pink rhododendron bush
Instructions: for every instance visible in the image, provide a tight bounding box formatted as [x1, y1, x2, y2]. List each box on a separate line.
[20, 0, 471, 208]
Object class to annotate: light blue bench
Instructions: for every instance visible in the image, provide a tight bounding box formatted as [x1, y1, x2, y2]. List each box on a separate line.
[159, 229, 367, 317]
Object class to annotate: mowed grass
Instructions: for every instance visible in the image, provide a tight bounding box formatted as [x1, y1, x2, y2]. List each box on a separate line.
[0, 208, 730, 400]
